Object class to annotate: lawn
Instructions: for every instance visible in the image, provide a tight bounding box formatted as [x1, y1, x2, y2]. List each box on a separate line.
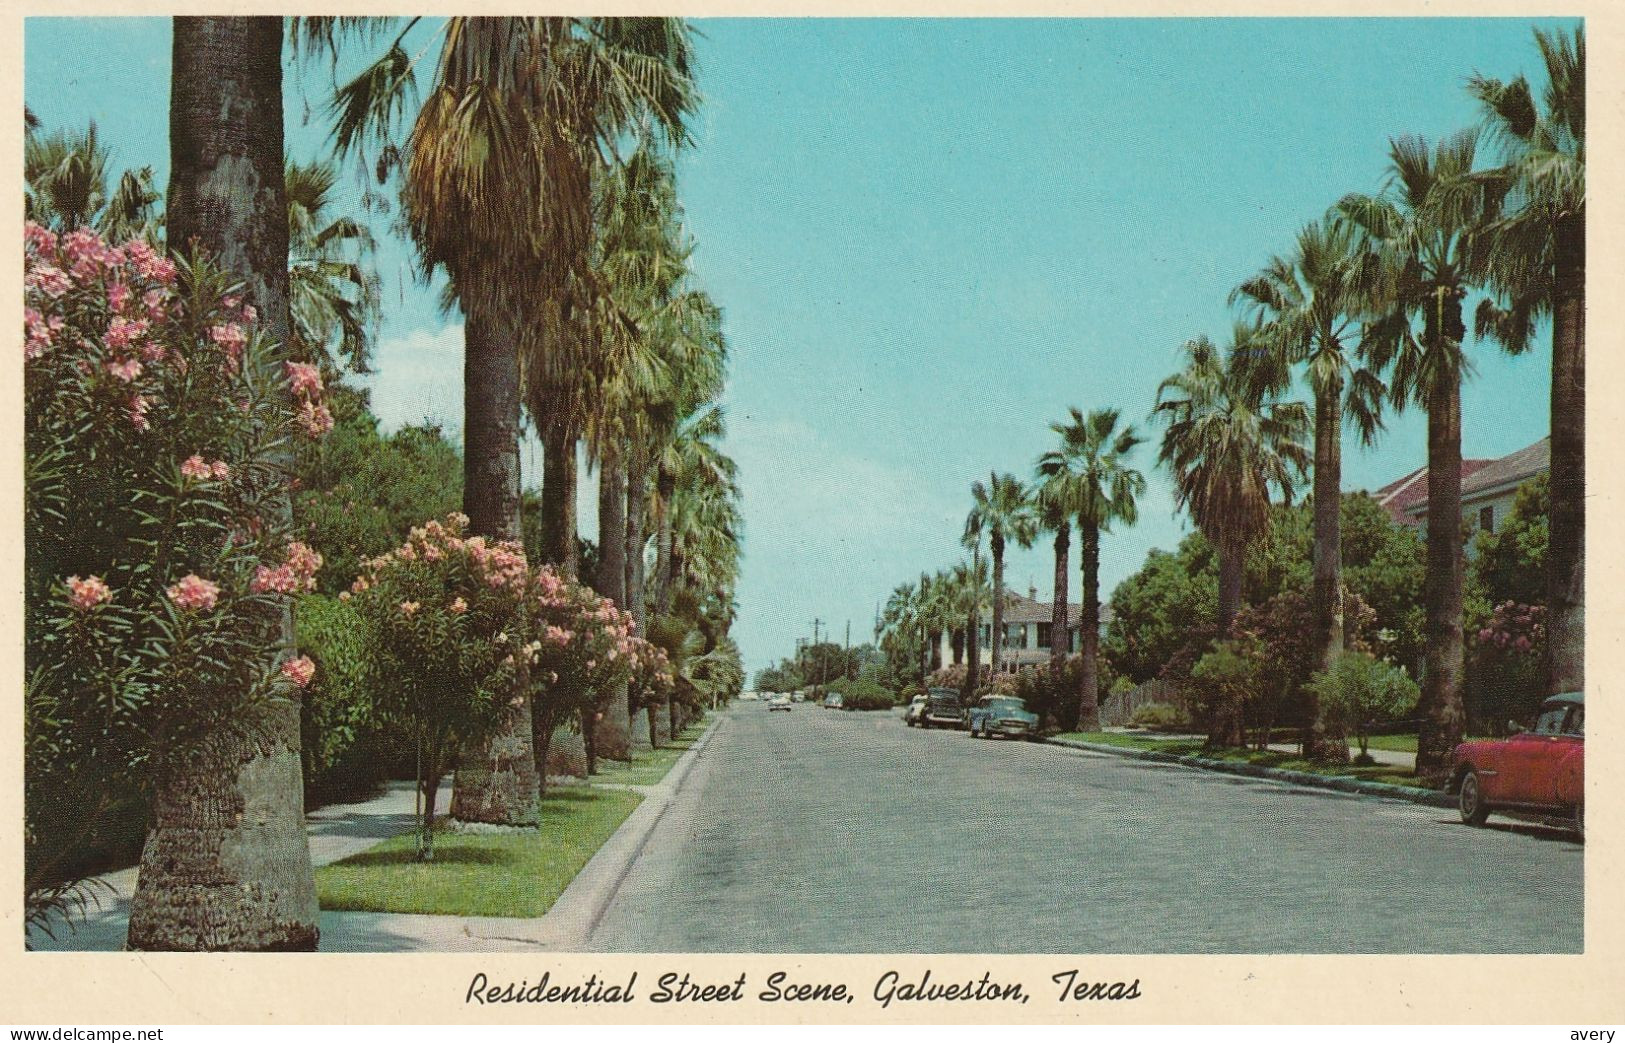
[316, 786, 643, 918]
[591, 721, 707, 788]
[1057, 731, 1427, 790]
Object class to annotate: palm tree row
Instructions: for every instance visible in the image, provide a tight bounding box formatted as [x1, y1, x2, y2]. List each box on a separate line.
[885, 25, 1581, 777]
[34, 14, 742, 950]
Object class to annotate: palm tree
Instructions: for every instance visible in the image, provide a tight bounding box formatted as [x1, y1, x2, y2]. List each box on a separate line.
[127, 16, 318, 952]
[24, 121, 160, 241]
[1469, 26, 1585, 697]
[1337, 131, 1505, 782]
[1032, 486, 1072, 702]
[1036, 409, 1145, 732]
[334, 16, 698, 814]
[949, 556, 990, 702]
[1154, 330, 1309, 745]
[1232, 218, 1386, 762]
[963, 473, 1038, 677]
[285, 159, 380, 375]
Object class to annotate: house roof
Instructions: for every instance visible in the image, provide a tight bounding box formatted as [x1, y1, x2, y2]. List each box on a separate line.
[1403, 437, 1549, 518]
[992, 587, 1113, 629]
[1371, 460, 1493, 525]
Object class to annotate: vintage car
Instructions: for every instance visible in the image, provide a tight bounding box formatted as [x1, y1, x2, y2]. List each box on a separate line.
[920, 688, 965, 729]
[1449, 692, 1583, 836]
[768, 693, 793, 712]
[966, 695, 1040, 740]
[822, 691, 844, 710]
[903, 694, 929, 726]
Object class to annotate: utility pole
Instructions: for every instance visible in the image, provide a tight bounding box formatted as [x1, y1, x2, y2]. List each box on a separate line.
[845, 619, 852, 680]
[811, 618, 824, 689]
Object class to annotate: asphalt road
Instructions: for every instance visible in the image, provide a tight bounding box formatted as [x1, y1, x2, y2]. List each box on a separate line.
[586, 704, 1582, 953]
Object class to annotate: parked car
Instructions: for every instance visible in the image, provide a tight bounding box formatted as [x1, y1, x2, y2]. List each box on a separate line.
[920, 688, 964, 729]
[769, 694, 793, 712]
[823, 692, 844, 709]
[966, 695, 1039, 740]
[740, 691, 760, 701]
[904, 694, 929, 727]
[1450, 692, 1584, 836]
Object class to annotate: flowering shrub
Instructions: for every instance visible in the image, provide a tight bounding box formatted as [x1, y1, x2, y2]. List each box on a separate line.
[1471, 600, 1549, 732]
[24, 224, 330, 928]
[344, 513, 528, 856]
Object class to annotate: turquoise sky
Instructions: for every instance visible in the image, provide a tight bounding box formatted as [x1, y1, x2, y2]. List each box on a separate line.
[24, 17, 1575, 677]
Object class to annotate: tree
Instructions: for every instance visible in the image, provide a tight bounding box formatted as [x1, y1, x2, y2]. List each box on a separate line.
[1304, 652, 1420, 762]
[1154, 331, 1309, 746]
[1033, 483, 1072, 694]
[126, 15, 318, 951]
[963, 472, 1037, 676]
[1469, 26, 1585, 697]
[285, 159, 379, 375]
[24, 121, 160, 242]
[1036, 408, 1145, 732]
[1233, 217, 1387, 762]
[1103, 535, 1217, 684]
[1338, 130, 1505, 782]
[948, 557, 990, 702]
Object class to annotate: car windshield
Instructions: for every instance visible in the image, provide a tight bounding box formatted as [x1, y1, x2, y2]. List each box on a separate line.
[1534, 706, 1569, 735]
[985, 699, 1024, 713]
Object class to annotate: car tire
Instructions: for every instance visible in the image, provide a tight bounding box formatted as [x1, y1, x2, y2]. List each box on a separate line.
[1458, 769, 1490, 827]
[1575, 802, 1584, 840]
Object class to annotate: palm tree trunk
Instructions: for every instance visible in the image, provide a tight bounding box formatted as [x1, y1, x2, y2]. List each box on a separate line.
[653, 467, 676, 613]
[1050, 523, 1070, 729]
[1217, 543, 1244, 632]
[1415, 306, 1468, 783]
[128, 16, 317, 952]
[1547, 212, 1585, 696]
[540, 427, 578, 579]
[1077, 524, 1102, 732]
[449, 305, 539, 827]
[595, 457, 632, 761]
[990, 533, 1005, 676]
[1306, 380, 1349, 763]
[626, 453, 649, 631]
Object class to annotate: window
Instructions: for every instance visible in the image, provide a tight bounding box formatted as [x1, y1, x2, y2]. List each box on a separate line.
[1565, 706, 1584, 737]
[1534, 706, 1568, 735]
[1479, 505, 1495, 532]
[1036, 622, 1051, 649]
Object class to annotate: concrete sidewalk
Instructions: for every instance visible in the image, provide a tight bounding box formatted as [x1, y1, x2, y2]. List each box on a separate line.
[28, 719, 721, 952]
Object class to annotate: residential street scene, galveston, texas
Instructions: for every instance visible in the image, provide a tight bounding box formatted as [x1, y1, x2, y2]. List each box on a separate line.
[23, 17, 1582, 955]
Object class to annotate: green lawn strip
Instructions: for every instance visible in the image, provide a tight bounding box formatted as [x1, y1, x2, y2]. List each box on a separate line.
[315, 786, 642, 918]
[1057, 732, 1428, 789]
[591, 719, 708, 787]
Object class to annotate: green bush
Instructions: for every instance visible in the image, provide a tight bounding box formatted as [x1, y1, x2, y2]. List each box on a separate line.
[1129, 701, 1190, 731]
[830, 676, 895, 710]
[1304, 651, 1419, 759]
[297, 594, 411, 805]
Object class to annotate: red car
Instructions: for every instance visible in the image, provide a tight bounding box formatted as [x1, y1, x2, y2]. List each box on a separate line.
[1449, 692, 1584, 837]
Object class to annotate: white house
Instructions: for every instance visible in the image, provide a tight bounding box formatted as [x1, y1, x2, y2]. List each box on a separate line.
[930, 586, 1113, 675]
[1380, 437, 1549, 536]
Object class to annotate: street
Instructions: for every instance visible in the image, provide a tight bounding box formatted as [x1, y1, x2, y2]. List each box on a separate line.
[586, 704, 1583, 953]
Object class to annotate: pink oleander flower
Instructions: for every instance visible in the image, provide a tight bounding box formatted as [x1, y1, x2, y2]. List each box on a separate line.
[222, 296, 240, 310]
[211, 460, 230, 481]
[350, 576, 370, 594]
[448, 512, 469, 530]
[399, 600, 420, 616]
[296, 399, 334, 438]
[449, 596, 468, 614]
[127, 394, 151, 432]
[181, 455, 213, 480]
[338, 590, 352, 602]
[24, 221, 57, 255]
[167, 573, 220, 612]
[138, 341, 166, 363]
[397, 544, 418, 562]
[281, 655, 317, 688]
[107, 282, 131, 313]
[66, 574, 112, 611]
[105, 316, 148, 349]
[125, 240, 176, 284]
[28, 264, 72, 298]
[285, 361, 323, 398]
[105, 357, 143, 383]
[209, 323, 247, 361]
[142, 288, 167, 321]
[240, 303, 257, 325]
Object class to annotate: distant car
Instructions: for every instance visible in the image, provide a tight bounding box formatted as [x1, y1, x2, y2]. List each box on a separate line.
[740, 692, 760, 701]
[791, 691, 806, 703]
[1450, 692, 1584, 836]
[904, 694, 929, 727]
[769, 694, 793, 712]
[966, 695, 1039, 740]
[920, 688, 964, 729]
[822, 692, 844, 709]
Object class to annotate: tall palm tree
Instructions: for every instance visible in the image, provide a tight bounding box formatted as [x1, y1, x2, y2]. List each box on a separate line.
[963, 473, 1038, 676]
[285, 159, 380, 375]
[24, 121, 160, 241]
[1232, 218, 1386, 762]
[335, 16, 698, 813]
[949, 555, 989, 702]
[1469, 26, 1585, 697]
[1032, 485, 1072, 697]
[1154, 330, 1309, 745]
[1337, 131, 1505, 782]
[127, 16, 318, 952]
[1036, 408, 1145, 732]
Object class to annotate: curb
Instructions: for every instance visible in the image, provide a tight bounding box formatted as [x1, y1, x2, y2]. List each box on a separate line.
[505, 713, 725, 949]
[1045, 736, 1455, 809]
